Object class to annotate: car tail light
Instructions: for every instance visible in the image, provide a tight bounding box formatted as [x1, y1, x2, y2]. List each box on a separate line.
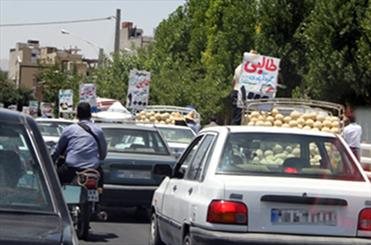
[283, 167, 299, 174]
[358, 208, 371, 231]
[84, 179, 98, 189]
[207, 200, 247, 225]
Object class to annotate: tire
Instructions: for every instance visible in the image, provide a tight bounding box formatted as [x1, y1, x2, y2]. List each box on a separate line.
[183, 234, 192, 245]
[149, 213, 165, 245]
[77, 201, 91, 240]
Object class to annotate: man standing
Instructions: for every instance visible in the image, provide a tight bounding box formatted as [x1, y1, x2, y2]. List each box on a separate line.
[52, 102, 107, 186]
[343, 114, 362, 160]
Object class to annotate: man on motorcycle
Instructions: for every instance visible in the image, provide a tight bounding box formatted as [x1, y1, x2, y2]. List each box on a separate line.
[52, 102, 107, 188]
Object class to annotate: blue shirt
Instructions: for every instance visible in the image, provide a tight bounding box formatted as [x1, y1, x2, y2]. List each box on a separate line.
[52, 120, 107, 169]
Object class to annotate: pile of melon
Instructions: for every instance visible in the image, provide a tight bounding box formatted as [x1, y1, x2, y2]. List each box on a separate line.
[135, 111, 181, 124]
[243, 109, 341, 133]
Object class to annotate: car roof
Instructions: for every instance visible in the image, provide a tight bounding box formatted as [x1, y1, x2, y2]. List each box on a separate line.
[35, 118, 75, 123]
[0, 108, 29, 123]
[201, 125, 337, 138]
[99, 123, 159, 132]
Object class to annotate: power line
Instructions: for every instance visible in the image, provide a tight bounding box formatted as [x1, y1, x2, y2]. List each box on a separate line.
[0, 16, 115, 27]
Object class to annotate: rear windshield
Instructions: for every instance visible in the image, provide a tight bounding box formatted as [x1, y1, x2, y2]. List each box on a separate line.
[0, 123, 54, 212]
[103, 128, 170, 155]
[217, 133, 364, 181]
[158, 127, 195, 144]
[37, 121, 72, 137]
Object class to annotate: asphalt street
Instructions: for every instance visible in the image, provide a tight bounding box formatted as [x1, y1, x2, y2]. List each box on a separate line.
[80, 208, 150, 245]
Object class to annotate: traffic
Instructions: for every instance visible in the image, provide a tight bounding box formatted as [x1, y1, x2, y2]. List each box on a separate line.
[0, 96, 370, 244]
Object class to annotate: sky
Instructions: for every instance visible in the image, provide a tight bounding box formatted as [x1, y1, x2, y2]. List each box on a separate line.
[0, 0, 185, 70]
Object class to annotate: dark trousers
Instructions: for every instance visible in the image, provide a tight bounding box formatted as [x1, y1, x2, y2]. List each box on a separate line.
[57, 164, 104, 188]
[230, 90, 242, 125]
[350, 147, 360, 161]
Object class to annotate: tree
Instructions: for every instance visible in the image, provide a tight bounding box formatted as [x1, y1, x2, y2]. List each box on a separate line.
[298, 0, 371, 104]
[94, 51, 144, 102]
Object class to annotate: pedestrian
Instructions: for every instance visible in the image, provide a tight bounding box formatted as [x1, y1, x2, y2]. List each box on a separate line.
[52, 102, 108, 189]
[342, 114, 362, 160]
[231, 50, 259, 125]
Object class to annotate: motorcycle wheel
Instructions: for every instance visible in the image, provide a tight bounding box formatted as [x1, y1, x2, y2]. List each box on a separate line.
[77, 201, 90, 240]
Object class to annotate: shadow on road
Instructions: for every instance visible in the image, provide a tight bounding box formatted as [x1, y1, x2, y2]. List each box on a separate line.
[84, 232, 119, 243]
[101, 207, 150, 224]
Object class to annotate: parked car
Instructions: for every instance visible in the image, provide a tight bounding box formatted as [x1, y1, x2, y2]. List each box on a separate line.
[99, 124, 176, 209]
[151, 126, 371, 245]
[0, 109, 78, 244]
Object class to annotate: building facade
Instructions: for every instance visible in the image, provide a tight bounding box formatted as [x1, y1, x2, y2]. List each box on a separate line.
[119, 21, 154, 51]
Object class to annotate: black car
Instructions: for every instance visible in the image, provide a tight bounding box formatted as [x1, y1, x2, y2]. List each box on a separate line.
[99, 124, 176, 208]
[0, 109, 78, 245]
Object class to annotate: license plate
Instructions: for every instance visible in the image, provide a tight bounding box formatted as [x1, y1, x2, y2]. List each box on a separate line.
[87, 189, 99, 202]
[113, 170, 151, 179]
[271, 208, 337, 226]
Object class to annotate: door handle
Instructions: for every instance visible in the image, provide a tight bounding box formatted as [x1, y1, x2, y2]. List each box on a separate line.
[188, 188, 193, 195]
[173, 185, 177, 192]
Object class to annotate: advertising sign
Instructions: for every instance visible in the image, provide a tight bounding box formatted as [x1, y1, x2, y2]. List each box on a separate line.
[237, 54, 280, 107]
[29, 100, 38, 117]
[40, 102, 53, 118]
[126, 69, 151, 111]
[59, 89, 73, 113]
[79, 83, 97, 112]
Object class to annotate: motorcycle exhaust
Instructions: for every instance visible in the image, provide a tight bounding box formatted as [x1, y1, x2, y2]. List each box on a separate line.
[97, 210, 108, 221]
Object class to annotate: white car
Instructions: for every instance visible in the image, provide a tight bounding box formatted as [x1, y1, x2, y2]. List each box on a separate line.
[150, 126, 371, 245]
[155, 124, 196, 158]
[35, 118, 74, 144]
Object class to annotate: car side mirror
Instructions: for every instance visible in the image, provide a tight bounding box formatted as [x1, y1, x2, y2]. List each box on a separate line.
[153, 164, 172, 177]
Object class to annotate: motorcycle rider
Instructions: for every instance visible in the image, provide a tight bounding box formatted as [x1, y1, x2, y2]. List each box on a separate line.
[52, 102, 107, 188]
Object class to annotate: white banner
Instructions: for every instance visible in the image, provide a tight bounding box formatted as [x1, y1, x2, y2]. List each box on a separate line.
[126, 70, 151, 111]
[237, 54, 280, 107]
[29, 100, 38, 117]
[40, 102, 53, 118]
[59, 89, 73, 113]
[79, 84, 97, 112]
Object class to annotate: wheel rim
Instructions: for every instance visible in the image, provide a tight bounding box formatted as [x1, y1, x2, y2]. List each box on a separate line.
[150, 214, 157, 242]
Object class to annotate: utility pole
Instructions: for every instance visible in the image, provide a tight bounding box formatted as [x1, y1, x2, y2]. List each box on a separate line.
[114, 9, 121, 55]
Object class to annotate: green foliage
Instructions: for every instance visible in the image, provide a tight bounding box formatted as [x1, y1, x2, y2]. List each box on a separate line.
[94, 51, 144, 102]
[298, 0, 371, 104]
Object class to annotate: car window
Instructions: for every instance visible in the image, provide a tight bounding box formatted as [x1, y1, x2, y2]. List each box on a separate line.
[217, 132, 364, 181]
[181, 136, 203, 168]
[157, 127, 195, 144]
[103, 128, 170, 155]
[185, 135, 215, 181]
[0, 123, 53, 212]
[37, 122, 71, 137]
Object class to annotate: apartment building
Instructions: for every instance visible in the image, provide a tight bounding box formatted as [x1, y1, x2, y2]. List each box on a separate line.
[119, 21, 154, 51]
[8, 40, 95, 94]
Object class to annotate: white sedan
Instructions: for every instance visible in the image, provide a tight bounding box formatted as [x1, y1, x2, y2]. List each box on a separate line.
[150, 126, 371, 245]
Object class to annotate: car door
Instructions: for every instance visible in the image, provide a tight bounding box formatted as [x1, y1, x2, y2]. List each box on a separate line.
[161, 133, 216, 244]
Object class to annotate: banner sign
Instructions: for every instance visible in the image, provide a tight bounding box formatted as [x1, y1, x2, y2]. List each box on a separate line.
[59, 89, 73, 113]
[237, 54, 280, 107]
[79, 83, 97, 112]
[126, 69, 151, 111]
[29, 100, 38, 117]
[40, 102, 53, 118]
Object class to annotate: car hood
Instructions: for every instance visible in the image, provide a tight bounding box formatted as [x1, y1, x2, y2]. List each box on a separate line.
[0, 212, 63, 244]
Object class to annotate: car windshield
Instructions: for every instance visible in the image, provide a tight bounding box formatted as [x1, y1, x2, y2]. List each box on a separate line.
[37, 121, 72, 137]
[103, 128, 170, 155]
[0, 123, 53, 212]
[157, 127, 195, 144]
[217, 132, 364, 181]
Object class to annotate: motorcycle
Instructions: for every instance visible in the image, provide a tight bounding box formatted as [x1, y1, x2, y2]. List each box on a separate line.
[65, 168, 106, 239]
[46, 141, 107, 240]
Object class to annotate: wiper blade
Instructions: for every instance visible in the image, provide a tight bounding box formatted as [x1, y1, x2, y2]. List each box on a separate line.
[0, 207, 56, 216]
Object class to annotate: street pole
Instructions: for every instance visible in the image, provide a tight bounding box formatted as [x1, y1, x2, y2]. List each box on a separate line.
[114, 9, 121, 55]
